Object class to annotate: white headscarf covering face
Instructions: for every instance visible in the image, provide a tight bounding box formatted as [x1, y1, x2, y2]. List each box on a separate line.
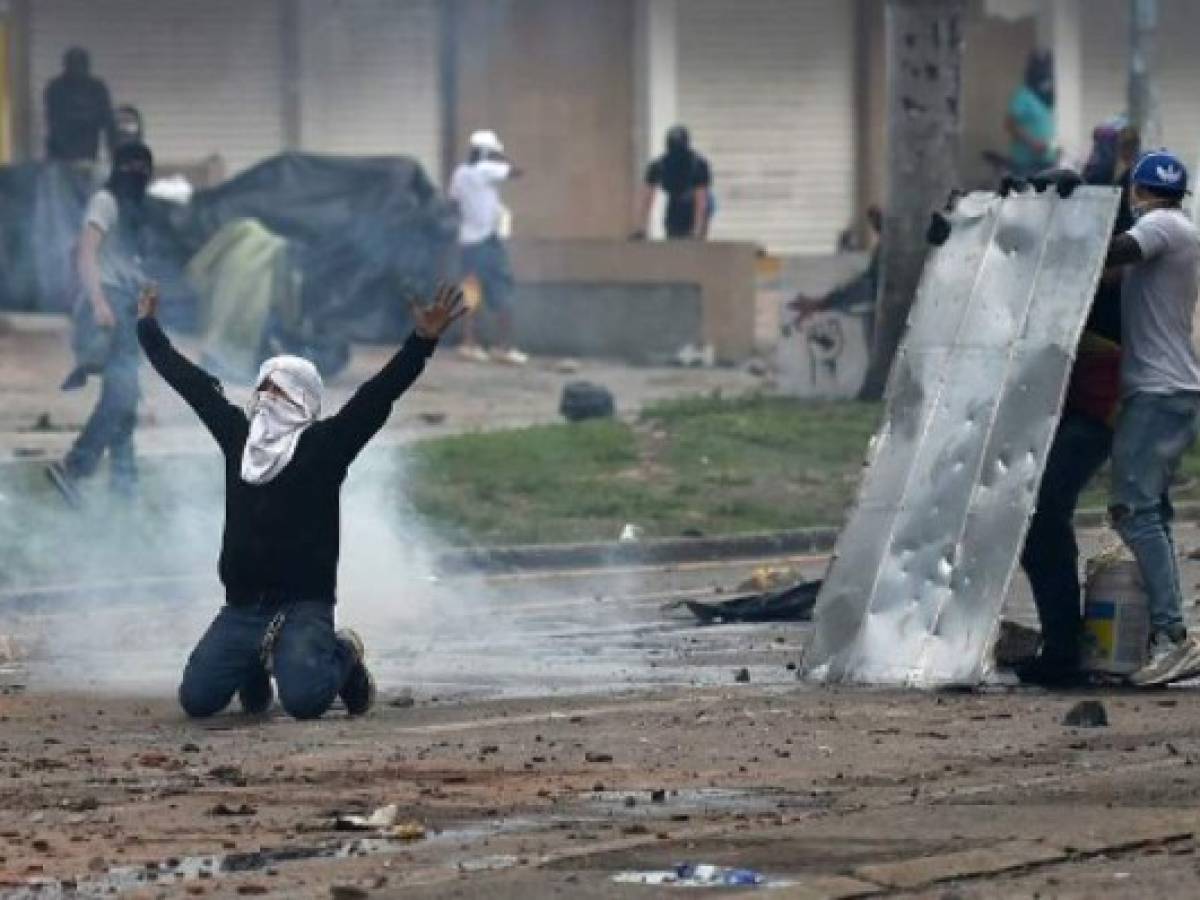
[240, 355, 323, 485]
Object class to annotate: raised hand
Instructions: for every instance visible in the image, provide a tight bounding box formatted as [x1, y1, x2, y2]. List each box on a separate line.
[410, 283, 469, 340]
[137, 282, 160, 321]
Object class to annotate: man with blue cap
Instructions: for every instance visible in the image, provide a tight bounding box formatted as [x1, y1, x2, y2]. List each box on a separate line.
[1103, 149, 1200, 686]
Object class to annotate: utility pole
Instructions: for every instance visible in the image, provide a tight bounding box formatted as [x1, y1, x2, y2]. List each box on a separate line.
[858, 0, 965, 401]
[1128, 0, 1160, 148]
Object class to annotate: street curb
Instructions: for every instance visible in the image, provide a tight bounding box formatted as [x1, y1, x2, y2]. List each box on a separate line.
[431, 502, 1200, 575]
[432, 527, 842, 575]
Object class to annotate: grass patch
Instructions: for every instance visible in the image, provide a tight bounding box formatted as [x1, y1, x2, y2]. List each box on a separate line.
[404, 395, 883, 545]
[11, 393, 1200, 587]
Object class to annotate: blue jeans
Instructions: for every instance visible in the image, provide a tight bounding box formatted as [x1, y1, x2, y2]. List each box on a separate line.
[461, 236, 513, 313]
[1020, 412, 1114, 659]
[1110, 391, 1200, 635]
[65, 294, 139, 492]
[179, 600, 355, 720]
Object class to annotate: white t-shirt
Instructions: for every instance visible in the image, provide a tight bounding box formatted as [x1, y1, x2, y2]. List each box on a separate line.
[83, 189, 144, 294]
[1121, 207, 1200, 397]
[448, 160, 510, 246]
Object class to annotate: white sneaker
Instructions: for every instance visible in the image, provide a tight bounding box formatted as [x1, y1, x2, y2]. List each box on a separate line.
[492, 347, 529, 366]
[457, 345, 491, 363]
[1130, 632, 1200, 687]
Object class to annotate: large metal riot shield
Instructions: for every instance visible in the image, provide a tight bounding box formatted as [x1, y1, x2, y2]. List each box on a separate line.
[807, 185, 1121, 687]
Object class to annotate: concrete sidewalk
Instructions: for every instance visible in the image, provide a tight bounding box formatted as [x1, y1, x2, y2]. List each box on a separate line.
[0, 314, 767, 461]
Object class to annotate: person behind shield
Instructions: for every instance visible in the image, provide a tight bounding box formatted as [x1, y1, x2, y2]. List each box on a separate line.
[135, 281, 467, 720]
[1014, 119, 1140, 687]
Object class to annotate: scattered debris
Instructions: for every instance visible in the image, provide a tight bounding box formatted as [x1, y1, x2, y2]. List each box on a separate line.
[993, 620, 1043, 668]
[333, 804, 398, 832]
[208, 765, 247, 785]
[386, 821, 427, 841]
[674, 343, 716, 368]
[619, 523, 644, 543]
[1063, 700, 1109, 728]
[680, 580, 821, 625]
[559, 381, 615, 422]
[585, 752, 613, 763]
[330, 885, 370, 900]
[209, 803, 256, 817]
[417, 411, 447, 426]
[614, 863, 766, 887]
[387, 690, 415, 709]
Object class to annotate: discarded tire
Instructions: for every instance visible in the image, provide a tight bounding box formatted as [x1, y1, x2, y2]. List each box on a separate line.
[559, 381, 615, 422]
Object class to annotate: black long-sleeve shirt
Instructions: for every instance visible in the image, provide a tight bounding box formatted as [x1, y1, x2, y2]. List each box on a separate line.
[138, 318, 437, 604]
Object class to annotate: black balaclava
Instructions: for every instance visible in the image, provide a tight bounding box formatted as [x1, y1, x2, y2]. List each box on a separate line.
[662, 125, 694, 194]
[108, 141, 153, 206]
[63, 47, 90, 79]
[1025, 51, 1054, 107]
[665, 125, 690, 159]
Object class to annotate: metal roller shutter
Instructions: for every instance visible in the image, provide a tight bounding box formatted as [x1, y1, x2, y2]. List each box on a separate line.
[29, 0, 285, 175]
[676, 0, 856, 254]
[297, 0, 441, 180]
[1080, 0, 1200, 169]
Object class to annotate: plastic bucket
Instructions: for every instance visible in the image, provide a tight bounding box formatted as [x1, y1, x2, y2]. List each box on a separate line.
[1082, 559, 1150, 675]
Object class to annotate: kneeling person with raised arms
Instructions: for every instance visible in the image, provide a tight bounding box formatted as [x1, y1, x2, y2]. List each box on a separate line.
[136, 283, 466, 719]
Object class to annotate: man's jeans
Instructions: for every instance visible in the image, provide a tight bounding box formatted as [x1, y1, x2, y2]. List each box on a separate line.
[1110, 391, 1200, 635]
[64, 295, 139, 492]
[1020, 412, 1114, 659]
[179, 600, 355, 720]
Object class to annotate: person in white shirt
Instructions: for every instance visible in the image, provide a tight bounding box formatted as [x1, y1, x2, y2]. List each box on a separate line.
[1102, 149, 1200, 687]
[46, 141, 153, 506]
[447, 130, 527, 365]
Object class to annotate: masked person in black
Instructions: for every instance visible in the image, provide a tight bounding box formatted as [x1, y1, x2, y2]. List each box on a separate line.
[44, 47, 117, 164]
[47, 142, 153, 505]
[633, 125, 713, 240]
[135, 283, 466, 721]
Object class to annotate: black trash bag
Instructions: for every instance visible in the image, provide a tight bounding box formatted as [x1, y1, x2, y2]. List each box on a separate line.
[682, 580, 823, 624]
[179, 153, 457, 344]
[560, 381, 615, 422]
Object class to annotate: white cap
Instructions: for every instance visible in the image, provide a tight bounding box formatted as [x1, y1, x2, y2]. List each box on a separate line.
[469, 129, 504, 154]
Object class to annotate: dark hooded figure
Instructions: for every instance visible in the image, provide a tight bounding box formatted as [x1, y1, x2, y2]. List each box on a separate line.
[44, 47, 116, 163]
[634, 125, 713, 240]
[47, 141, 154, 504]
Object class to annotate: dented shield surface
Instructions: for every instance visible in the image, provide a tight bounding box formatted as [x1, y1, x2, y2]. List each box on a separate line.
[808, 186, 1121, 687]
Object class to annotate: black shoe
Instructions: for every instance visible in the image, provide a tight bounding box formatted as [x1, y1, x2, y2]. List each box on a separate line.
[45, 461, 83, 509]
[337, 628, 376, 716]
[238, 667, 274, 715]
[1013, 653, 1088, 688]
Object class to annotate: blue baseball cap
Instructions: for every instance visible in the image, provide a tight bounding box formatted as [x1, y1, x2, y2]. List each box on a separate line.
[1131, 149, 1189, 195]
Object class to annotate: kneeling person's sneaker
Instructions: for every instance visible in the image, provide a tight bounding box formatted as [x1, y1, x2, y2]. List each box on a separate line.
[238, 667, 274, 715]
[337, 628, 376, 716]
[1130, 630, 1200, 688]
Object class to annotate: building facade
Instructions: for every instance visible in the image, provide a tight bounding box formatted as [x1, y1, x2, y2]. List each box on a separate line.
[2, 0, 1199, 255]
